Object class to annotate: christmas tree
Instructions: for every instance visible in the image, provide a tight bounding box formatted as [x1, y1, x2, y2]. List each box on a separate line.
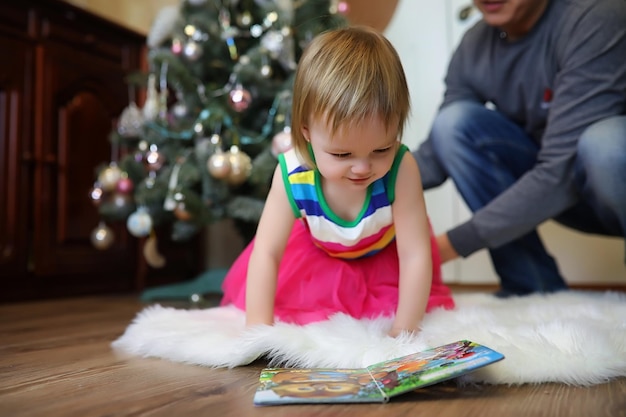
[89, 0, 349, 260]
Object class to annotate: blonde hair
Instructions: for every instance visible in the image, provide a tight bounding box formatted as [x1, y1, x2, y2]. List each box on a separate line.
[291, 26, 411, 168]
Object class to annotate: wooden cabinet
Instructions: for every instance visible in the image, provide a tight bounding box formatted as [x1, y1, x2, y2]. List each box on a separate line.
[0, 0, 202, 302]
[1, 29, 32, 282]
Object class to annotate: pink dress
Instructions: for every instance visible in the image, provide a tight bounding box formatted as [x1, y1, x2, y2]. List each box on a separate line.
[220, 146, 455, 324]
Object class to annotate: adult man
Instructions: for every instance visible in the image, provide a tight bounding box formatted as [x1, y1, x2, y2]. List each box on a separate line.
[413, 0, 626, 296]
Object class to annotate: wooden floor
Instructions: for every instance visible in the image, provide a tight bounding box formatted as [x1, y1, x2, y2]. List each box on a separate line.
[1, 293, 625, 417]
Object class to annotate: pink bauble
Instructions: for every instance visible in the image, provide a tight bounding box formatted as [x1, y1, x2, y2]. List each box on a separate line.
[271, 130, 293, 156]
[171, 38, 183, 55]
[145, 150, 166, 171]
[228, 86, 252, 112]
[116, 177, 134, 194]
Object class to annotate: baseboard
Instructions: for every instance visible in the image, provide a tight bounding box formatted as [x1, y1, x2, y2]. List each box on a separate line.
[447, 283, 626, 294]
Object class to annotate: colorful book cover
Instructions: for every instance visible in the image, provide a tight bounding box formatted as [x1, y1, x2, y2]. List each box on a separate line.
[253, 340, 505, 405]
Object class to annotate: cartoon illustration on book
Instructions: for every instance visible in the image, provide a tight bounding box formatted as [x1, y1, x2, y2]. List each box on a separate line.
[253, 340, 505, 405]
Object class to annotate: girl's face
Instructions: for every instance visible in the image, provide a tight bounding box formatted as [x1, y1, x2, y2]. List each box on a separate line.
[302, 115, 399, 190]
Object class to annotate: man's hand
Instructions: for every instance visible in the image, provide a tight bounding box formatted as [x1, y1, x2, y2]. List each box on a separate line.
[436, 233, 459, 263]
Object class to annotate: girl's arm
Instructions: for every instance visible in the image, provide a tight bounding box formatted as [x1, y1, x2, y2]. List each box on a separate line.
[245, 165, 295, 327]
[389, 153, 432, 337]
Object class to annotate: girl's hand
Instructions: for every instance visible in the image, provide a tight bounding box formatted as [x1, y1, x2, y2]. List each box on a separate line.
[387, 326, 418, 338]
[245, 317, 274, 328]
[244, 165, 294, 329]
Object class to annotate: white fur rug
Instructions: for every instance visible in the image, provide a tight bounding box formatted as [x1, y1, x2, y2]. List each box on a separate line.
[112, 291, 626, 386]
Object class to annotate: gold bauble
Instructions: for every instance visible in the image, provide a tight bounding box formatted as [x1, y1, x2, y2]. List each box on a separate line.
[97, 164, 122, 191]
[226, 145, 252, 186]
[207, 149, 231, 179]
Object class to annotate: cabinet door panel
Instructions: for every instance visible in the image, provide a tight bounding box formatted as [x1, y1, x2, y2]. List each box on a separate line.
[0, 36, 32, 277]
[33, 41, 135, 285]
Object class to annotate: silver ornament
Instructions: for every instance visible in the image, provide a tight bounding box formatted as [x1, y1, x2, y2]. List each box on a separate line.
[117, 102, 144, 137]
[142, 74, 159, 121]
[89, 184, 104, 206]
[261, 30, 284, 58]
[172, 101, 189, 119]
[126, 207, 153, 238]
[183, 40, 203, 61]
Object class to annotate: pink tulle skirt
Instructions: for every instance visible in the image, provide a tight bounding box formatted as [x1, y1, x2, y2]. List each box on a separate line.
[220, 221, 455, 325]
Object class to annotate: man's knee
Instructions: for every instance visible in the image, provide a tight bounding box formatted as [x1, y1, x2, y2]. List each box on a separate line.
[576, 116, 626, 233]
[578, 115, 626, 169]
[430, 101, 485, 155]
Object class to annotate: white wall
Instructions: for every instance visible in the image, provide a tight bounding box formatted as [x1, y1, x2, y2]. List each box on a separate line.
[384, 0, 625, 285]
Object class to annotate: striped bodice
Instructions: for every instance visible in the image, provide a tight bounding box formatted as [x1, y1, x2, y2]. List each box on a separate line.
[278, 144, 407, 259]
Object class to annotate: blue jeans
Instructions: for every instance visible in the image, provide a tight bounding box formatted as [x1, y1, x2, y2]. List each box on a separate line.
[426, 101, 626, 295]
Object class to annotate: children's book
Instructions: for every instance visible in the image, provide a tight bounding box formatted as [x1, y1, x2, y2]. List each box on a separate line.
[253, 340, 504, 405]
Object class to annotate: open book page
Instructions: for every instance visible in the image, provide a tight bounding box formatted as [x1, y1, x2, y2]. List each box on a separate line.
[253, 368, 387, 405]
[253, 340, 504, 406]
[366, 340, 505, 399]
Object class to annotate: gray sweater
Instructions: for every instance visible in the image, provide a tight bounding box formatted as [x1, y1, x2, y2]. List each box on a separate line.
[413, 0, 626, 257]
